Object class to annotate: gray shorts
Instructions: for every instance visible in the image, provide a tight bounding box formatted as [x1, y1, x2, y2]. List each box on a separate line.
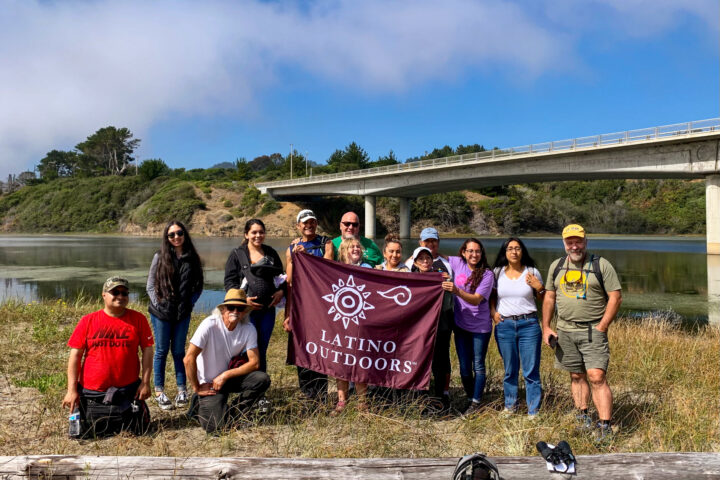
[554, 323, 610, 373]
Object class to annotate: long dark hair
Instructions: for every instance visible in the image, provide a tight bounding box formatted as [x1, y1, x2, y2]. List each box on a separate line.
[493, 237, 537, 270]
[242, 218, 266, 245]
[458, 238, 489, 292]
[155, 220, 203, 301]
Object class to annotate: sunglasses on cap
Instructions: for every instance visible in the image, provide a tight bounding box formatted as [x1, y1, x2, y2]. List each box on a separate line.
[167, 230, 185, 239]
[341, 221, 359, 228]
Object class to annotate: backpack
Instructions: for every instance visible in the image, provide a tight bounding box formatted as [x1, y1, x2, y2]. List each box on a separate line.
[551, 254, 608, 301]
[452, 453, 500, 480]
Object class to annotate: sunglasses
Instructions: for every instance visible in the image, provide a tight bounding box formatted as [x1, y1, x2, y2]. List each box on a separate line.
[109, 289, 129, 297]
[225, 305, 247, 312]
[341, 221, 359, 228]
[167, 230, 185, 239]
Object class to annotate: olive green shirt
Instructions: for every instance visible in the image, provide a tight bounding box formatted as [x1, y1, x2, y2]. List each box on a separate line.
[545, 254, 621, 332]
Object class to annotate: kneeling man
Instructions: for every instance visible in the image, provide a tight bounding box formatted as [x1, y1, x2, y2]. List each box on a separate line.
[184, 289, 270, 433]
[62, 276, 153, 437]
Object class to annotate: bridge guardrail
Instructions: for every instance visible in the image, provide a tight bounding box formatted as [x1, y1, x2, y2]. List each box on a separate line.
[257, 118, 720, 189]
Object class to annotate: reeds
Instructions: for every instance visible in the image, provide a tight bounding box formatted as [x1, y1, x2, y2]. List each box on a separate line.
[0, 299, 717, 457]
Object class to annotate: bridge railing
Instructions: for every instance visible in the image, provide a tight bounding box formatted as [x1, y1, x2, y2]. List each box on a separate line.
[257, 118, 720, 188]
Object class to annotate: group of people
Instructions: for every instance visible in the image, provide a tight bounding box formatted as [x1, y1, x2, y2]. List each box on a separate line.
[62, 209, 621, 440]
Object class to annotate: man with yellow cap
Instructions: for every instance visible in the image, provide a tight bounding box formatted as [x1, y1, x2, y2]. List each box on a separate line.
[541, 224, 622, 441]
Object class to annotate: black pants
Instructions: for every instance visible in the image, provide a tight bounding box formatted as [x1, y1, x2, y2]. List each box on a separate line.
[297, 367, 328, 400]
[431, 327, 453, 397]
[197, 371, 270, 433]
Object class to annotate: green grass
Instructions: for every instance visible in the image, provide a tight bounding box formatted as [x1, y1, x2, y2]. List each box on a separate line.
[0, 299, 717, 457]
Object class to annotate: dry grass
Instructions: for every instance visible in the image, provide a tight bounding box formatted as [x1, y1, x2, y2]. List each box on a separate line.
[0, 299, 718, 458]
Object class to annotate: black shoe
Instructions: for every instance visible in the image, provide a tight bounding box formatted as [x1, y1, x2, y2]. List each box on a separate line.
[555, 441, 576, 464]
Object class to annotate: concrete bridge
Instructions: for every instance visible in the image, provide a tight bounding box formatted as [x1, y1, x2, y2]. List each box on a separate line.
[257, 118, 720, 253]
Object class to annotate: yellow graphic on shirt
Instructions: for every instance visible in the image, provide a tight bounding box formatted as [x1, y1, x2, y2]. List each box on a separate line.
[559, 269, 587, 298]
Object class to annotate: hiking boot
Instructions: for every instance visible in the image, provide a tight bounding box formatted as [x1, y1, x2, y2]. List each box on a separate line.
[594, 422, 614, 442]
[575, 412, 593, 431]
[174, 391, 189, 408]
[155, 392, 173, 410]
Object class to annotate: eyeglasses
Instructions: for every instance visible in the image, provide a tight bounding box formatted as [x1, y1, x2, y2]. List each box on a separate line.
[341, 222, 359, 228]
[109, 289, 129, 297]
[167, 230, 185, 239]
[465, 249, 482, 255]
[225, 305, 246, 312]
[506, 247, 522, 252]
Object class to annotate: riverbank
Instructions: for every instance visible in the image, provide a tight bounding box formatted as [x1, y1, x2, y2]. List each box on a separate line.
[0, 176, 706, 237]
[1, 299, 717, 457]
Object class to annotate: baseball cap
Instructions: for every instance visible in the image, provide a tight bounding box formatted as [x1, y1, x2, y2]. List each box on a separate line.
[297, 209, 316, 223]
[412, 246, 433, 261]
[103, 276, 129, 293]
[420, 227, 439, 241]
[562, 224, 586, 239]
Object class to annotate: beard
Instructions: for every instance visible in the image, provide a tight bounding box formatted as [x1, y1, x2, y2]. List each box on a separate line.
[566, 249, 586, 263]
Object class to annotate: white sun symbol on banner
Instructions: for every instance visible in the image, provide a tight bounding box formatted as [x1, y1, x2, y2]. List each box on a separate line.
[322, 275, 375, 329]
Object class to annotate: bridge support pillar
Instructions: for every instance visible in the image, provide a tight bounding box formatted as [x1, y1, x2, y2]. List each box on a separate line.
[707, 175, 720, 255]
[364, 195, 376, 239]
[708, 255, 720, 326]
[399, 198, 411, 239]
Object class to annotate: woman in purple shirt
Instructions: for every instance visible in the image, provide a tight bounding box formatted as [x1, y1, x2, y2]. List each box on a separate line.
[441, 238, 494, 414]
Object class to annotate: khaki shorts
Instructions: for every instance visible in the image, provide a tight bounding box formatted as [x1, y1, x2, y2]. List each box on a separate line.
[554, 323, 610, 373]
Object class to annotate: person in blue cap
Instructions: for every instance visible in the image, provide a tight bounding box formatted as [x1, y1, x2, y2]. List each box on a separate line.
[406, 227, 454, 411]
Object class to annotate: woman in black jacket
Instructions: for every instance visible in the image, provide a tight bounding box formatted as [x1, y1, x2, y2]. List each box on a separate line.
[147, 220, 203, 410]
[224, 218, 286, 373]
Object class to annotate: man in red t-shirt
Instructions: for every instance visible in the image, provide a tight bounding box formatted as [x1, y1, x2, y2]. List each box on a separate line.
[62, 276, 154, 436]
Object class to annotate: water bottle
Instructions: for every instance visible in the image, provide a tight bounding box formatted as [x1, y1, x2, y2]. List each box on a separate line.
[257, 397, 271, 415]
[68, 408, 81, 438]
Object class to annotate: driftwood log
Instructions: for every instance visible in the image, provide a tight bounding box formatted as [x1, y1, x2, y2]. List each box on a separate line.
[1, 453, 719, 479]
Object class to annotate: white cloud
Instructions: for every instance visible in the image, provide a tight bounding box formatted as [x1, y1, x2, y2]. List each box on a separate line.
[0, 0, 714, 177]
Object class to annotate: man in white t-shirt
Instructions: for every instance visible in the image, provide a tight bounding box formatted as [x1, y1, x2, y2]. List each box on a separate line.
[183, 289, 270, 433]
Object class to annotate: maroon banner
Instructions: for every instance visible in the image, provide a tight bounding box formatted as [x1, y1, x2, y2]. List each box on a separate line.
[288, 252, 444, 390]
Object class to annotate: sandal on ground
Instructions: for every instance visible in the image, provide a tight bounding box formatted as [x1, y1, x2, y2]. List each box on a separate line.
[330, 401, 347, 417]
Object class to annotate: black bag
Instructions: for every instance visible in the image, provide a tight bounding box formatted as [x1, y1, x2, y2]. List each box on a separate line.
[79, 380, 150, 437]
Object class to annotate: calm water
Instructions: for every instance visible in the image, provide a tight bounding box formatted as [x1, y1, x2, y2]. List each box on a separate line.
[0, 234, 716, 325]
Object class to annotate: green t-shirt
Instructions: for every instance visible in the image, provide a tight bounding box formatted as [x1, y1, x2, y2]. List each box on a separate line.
[545, 254, 621, 332]
[332, 236, 383, 267]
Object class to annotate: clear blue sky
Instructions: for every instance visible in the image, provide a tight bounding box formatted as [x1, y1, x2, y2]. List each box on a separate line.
[1, 0, 717, 176]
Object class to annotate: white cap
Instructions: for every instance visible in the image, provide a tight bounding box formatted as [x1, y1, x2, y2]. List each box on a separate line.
[297, 209, 316, 223]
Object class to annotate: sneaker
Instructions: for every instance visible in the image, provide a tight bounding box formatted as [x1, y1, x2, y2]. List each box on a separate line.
[501, 407, 516, 418]
[155, 391, 173, 410]
[575, 412, 594, 431]
[174, 391, 189, 408]
[464, 401, 482, 416]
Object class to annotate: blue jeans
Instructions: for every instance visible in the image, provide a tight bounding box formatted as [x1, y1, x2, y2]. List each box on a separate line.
[454, 327, 491, 402]
[494, 316, 542, 415]
[250, 308, 276, 373]
[151, 313, 191, 391]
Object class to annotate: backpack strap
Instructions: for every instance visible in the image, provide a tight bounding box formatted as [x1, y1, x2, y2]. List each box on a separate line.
[551, 255, 567, 288]
[590, 254, 608, 301]
[234, 247, 252, 274]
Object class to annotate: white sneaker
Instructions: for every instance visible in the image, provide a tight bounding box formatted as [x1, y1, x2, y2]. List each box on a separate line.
[174, 391, 189, 408]
[155, 391, 173, 410]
